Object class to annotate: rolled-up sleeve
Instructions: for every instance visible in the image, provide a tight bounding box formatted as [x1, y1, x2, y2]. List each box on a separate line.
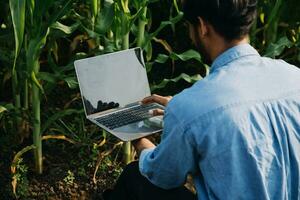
[138, 107, 197, 189]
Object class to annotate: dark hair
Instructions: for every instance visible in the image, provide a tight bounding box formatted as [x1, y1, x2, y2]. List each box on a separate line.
[183, 0, 257, 41]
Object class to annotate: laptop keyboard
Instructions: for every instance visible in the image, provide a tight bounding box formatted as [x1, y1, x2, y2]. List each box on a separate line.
[95, 104, 161, 130]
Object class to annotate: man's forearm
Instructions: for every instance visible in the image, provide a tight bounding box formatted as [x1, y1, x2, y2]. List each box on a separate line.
[132, 138, 156, 156]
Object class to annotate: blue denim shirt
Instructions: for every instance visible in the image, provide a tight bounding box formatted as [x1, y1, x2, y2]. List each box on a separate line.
[139, 44, 300, 199]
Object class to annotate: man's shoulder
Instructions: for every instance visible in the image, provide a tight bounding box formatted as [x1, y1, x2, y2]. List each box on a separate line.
[166, 80, 222, 123]
[166, 56, 300, 125]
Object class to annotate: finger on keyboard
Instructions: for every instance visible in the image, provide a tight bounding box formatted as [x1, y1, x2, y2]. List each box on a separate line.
[149, 109, 164, 116]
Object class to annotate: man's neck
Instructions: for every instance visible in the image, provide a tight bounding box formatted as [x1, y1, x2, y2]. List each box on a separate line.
[210, 37, 249, 62]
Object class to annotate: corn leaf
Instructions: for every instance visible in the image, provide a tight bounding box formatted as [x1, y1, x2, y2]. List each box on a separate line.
[9, 0, 26, 70]
[151, 73, 202, 91]
[0, 106, 7, 113]
[64, 77, 78, 89]
[120, 0, 130, 13]
[95, 0, 115, 34]
[47, 0, 73, 27]
[155, 54, 169, 63]
[155, 50, 202, 63]
[170, 50, 202, 62]
[265, 36, 293, 58]
[172, 0, 180, 14]
[143, 12, 183, 48]
[51, 21, 80, 35]
[267, 0, 283, 26]
[27, 0, 35, 24]
[31, 72, 45, 94]
[264, 0, 283, 44]
[82, 24, 102, 38]
[38, 72, 57, 84]
[35, 0, 54, 19]
[91, 0, 99, 18]
[26, 32, 49, 72]
[42, 135, 77, 144]
[41, 109, 84, 133]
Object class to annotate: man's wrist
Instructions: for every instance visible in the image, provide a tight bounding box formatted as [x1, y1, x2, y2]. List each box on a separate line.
[132, 138, 156, 157]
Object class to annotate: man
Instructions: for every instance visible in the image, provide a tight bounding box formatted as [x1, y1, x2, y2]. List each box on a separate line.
[104, 0, 300, 199]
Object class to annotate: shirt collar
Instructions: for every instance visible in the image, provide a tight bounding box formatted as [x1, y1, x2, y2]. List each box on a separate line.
[210, 43, 260, 73]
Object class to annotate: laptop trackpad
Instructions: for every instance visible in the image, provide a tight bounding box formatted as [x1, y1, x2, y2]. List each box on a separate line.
[112, 116, 163, 141]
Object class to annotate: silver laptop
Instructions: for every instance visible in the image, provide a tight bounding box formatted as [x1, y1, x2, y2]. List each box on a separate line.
[74, 48, 164, 141]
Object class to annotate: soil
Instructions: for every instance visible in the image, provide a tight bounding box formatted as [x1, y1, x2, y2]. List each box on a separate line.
[0, 137, 123, 200]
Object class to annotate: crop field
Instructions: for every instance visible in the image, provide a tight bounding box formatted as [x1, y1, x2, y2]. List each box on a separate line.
[0, 0, 299, 199]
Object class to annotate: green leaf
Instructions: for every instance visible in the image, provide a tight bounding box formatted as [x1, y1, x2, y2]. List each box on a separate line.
[64, 77, 78, 89]
[91, 0, 99, 18]
[27, 0, 35, 24]
[26, 31, 49, 73]
[47, 0, 73, 27]
[155, 50, 202, 64]
[172, 0, 180, 14]
[266, 0, 283, 26]
[145, 40, 153, 61]
[120, 0, 130, 13]
[0, 103, 15, 113]
[151, 73, 202, 91]
[143, 12, 183, 48]
[0, 106, 7, 113]
[31, 71, 45, 94]
[170, 50, 202, 62]
[38, 72, 57, 84]
[35, 0, 55, 19]
[128, 5, 148, 29]
[146, 62, 153, 73]
[9, 0, 26, 70]
[51, 21, 80, 35]
[155, 54, 169, 63]
[41, 109, 83, 133]
[265, 36, 293, 58]
[82, 24, 102, 38]
[95, 0, 115, 34]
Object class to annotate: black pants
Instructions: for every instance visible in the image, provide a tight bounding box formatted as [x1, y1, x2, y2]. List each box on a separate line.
[104, 161, 197, 200]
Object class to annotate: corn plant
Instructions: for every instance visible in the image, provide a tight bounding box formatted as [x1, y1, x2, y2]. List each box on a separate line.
[9, 0, 25, 136]
[251, 0, 300, 63]
[3, 0, 298, 182]
[9, 0, 74, 174]
[77, 0, 194, 163]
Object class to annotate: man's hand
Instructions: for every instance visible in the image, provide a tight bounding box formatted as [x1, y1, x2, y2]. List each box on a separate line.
[132, 138, 156, 157]
[132, 95, 171, 157]
[142, 94, 172, 116]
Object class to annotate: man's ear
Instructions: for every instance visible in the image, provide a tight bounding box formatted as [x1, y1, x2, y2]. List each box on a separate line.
[197, 17, 208, 38]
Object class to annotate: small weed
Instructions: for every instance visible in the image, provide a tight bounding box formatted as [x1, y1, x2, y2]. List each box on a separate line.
[63, 170, 75, 186]
[112, 166, 123, 179]
[77, 166, 86, 177]
[13, 158, 29, 198]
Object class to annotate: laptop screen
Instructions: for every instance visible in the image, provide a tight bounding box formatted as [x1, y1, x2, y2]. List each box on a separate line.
[74, 48, 151, 116]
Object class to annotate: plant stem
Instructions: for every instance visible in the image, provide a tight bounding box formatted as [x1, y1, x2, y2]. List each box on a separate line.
[91, 0, 98, 30]
[123, 142, 131, 164]
[121, 0, 132, 164]
[137, 7, 147, 47]
[122, 33, 129, 50]
[32, 59, 42, 174]
[24, 79, 28, 109]
[12, 64, 22, 135]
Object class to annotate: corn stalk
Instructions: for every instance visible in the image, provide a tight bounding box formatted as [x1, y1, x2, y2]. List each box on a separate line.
[9, 0, 25, 134]
[137, 6, 147, 47]
[120, 0, 132, 164]
[9, 0, 74, 174]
